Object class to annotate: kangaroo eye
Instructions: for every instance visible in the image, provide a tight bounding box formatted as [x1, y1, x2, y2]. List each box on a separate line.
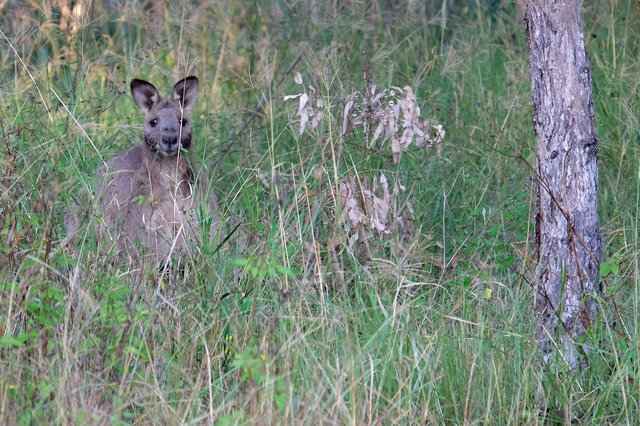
[180, 118, 188, 126]
[149, 119, 158, 127]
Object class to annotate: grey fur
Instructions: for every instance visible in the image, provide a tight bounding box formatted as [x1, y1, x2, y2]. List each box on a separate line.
[65, 76, 216, 265]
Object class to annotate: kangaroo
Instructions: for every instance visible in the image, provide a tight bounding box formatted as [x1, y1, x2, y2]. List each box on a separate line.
[66, 76, 214, 265]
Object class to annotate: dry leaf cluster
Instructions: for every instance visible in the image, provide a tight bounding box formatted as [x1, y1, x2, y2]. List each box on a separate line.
[285, 74, 445, 163]
[301, 170, 417, 283]
[364, 85, 445, 163]
[283, 72, 324, 135]
[334, 173, 415, 260]
[338, 173, 395, 236]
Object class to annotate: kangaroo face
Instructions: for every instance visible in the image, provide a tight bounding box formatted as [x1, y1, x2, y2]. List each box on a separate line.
[131, 77, 199, 157]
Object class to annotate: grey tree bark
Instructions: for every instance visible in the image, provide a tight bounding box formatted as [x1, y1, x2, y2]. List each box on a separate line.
[524, 0, 601, 368]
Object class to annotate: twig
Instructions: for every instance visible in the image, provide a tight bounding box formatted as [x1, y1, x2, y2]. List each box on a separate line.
[50, 88, 107, 166]
[0, 28, 53, 122]
[212, 53, 303, 170]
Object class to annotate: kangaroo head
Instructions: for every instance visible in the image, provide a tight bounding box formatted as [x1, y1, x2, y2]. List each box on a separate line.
[130, 76, 199, 157]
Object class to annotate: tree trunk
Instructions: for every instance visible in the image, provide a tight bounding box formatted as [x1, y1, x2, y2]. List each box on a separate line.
[524, 0, 601, 368]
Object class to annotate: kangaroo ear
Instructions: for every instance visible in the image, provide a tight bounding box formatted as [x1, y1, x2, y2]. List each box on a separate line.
[172, 76, 199, 111]
[131, 79, 160, 113]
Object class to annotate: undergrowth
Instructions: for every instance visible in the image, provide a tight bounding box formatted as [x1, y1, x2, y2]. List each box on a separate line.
[0, 0, 639, 423]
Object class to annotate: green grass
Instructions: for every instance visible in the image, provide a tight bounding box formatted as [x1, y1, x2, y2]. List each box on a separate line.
[1, 0, 639, 423]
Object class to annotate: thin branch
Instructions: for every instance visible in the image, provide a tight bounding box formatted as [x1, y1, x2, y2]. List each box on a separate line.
[212, 53, 303, 170]
[0, 28, 53, 122]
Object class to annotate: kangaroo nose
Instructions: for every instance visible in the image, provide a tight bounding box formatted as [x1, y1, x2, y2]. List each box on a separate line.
[162, 135, 178, 151]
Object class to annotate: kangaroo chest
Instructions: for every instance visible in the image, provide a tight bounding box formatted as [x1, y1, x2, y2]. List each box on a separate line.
[135, 158, 197, 239]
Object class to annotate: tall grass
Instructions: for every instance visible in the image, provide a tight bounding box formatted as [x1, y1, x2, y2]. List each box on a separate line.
[0, 0, 639, 423]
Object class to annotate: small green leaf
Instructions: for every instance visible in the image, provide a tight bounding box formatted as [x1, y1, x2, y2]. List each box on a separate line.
[483, 287, 493, 299]
[231, 258, 249, 266]
[274, 264, 300, 276]
[600, 259, 619, 277]
[463, 276, 471, 288]
[1, 335, 24, 347]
